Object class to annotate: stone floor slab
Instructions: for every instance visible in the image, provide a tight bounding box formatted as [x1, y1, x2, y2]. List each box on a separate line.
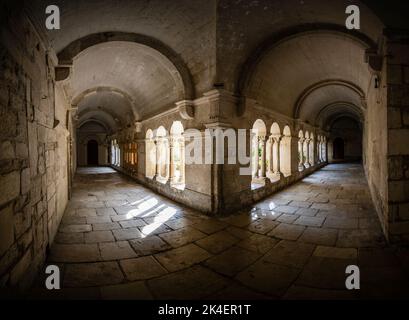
[84, 231, 115, 243]
[159, 226, 207, 248]
[195, 230, 239, 254]
[129, 236, 171, 256]
[49, 244, 101, 263]
[99, 241, 137, 260]
[154, 244, 211, 272]
[237, 260, 300, 297]
[262, 240, 315, 269]
[112, 228, 143, 241]
[204, 246, 261, 276]
[120, 256, 168, 280]
[147, 265, 228, 300]
[63, 262, 123, 287]
[298, 227, 338, 246]
[268, 223, 305, 241]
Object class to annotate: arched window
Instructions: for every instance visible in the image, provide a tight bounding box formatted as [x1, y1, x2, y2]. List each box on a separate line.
[170, 121, 185, 189]
[298, 130, 305, 171]
[280, 126, 292, 177]
[145, 129, 156, 178]
[251, 119, 267, 189]
[156, 126, 169, 184]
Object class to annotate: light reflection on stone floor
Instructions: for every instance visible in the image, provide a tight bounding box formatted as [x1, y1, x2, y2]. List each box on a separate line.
[30, 164, 409, 299]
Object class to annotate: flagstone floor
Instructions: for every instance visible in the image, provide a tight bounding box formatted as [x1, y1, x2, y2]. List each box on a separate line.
[30, 164, 409, 299]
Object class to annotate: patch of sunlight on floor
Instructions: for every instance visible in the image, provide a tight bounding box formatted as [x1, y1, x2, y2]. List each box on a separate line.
[140, 206, 177, 237]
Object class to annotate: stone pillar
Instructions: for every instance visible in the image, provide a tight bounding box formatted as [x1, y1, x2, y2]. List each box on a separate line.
[254, 136, 260, 178]
[180, 137, 186, 184]
[169, 137, 175, 184]
[318, 141, 322, 162]
[273, 136, 282, 177]
[155, 139, 160, 179]
[298, 138, 305, 170]
[304, 139, 310, 168]
[260, 136, 267, 178]
[310, 139, 315, 166]
[267, 136, 274, 175]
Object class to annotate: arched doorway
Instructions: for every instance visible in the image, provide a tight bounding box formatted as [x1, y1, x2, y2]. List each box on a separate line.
[87, 140, 99, 165]
[333, 137, 344, 160]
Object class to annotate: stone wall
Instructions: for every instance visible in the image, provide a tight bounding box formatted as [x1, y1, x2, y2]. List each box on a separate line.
[362, 41, 389, 241]
[0, 7, 70, 289]
[386, 30, 409, 243]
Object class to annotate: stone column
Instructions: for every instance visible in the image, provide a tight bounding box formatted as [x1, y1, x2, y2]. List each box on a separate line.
[304, 139, 310, 168]
[267, 136, 274, 175]
[273, 135, 282, 177]
[155, 139, 160, 179]
[260, 136, 267, 178]
[180, 137, 185, 184]
[299, 138, 305, 170]
[253, 136, 260, 178]
[169, 137, 175, 184]
[310, 139, 315, 166]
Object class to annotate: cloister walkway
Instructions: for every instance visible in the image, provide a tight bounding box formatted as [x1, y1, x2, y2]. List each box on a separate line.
[31, 164, 409, 299]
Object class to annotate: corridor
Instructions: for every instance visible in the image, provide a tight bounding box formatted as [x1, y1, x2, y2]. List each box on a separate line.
[31, 164, 409, 299]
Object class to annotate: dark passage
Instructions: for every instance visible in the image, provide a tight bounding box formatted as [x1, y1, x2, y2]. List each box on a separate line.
[87, 140, 99, 165]
[333, 137, 345, 160]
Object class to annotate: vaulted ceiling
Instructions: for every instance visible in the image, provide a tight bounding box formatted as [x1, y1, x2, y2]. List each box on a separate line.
[244, 32, 371, 127]
[65, 41, 185, 132]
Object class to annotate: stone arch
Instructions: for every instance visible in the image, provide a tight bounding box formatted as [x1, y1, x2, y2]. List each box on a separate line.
[236, 24, 377, 97]
[78, 118, 110, 134]
[72, 86, 139, 121]
[315, 102, 364, 129]
[252, 119, 267, 136]
[58, 32, 195, 100]
[270, 122, 281, 136]
[293, 79, 366, 120]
